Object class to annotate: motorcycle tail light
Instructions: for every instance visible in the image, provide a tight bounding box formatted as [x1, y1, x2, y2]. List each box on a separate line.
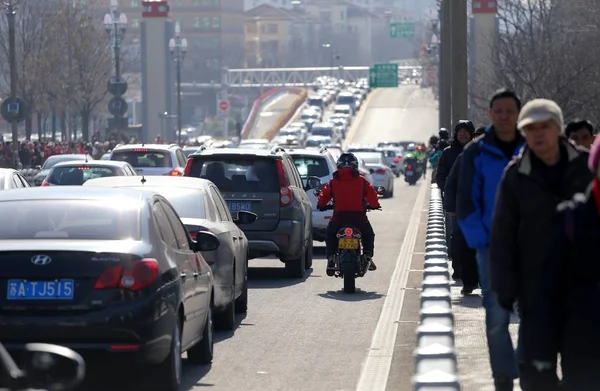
[344, 228, 353, 236]
[407, 165, 413, 170]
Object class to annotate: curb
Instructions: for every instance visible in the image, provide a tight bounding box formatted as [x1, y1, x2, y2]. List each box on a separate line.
[413, 184, 460, 390]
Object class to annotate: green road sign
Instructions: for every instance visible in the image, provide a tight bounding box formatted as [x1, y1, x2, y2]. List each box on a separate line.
[390, 22, 414, 38]
[368, 63, 399, 88]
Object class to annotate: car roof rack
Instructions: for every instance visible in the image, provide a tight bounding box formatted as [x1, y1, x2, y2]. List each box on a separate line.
[319, 146, 328, 153]
[270, 146, 285, 154]
[168, 143, 179, 149]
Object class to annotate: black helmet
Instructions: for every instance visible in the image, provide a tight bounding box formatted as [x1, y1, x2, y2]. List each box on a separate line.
[439, 128, 450, 140]
[337, 152, 359, 170]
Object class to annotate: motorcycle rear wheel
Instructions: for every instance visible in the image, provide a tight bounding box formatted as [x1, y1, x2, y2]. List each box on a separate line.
[341, 262, 356, 293]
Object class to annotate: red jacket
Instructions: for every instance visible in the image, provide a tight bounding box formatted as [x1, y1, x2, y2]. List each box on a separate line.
[317, 167, 380, 212]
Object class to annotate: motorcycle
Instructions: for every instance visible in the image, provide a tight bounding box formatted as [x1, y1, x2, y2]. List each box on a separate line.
[314, 186, 384, 293]
[404, 160, 418, 186]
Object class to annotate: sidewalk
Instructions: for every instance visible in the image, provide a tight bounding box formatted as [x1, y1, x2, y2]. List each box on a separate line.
[247, 93, 300, 139]
[451, 283, 519, 390]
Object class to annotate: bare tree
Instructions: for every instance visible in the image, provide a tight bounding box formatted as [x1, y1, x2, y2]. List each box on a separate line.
[492, 0, 600, 121]
[0, 0, 58, 139]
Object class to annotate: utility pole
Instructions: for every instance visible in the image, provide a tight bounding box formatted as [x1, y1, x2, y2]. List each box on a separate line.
[169, 21, 187, 145]
[439, 0, 452, 130]
[451, 0, 468, 128]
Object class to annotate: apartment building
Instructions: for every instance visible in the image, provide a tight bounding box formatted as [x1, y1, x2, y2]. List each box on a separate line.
[103, 0, 245, 84]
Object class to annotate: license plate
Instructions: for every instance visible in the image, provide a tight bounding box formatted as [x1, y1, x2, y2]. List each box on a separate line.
[338, 238, 359, 250]
[7, 279, 74, 300]
[406, 171, 413, 176]
[228, 202, 251, 212]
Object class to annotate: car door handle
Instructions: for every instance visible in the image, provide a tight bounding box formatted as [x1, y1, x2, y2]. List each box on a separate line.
[193, 272, 199, 278]
[232, 237, 238, 241]
[180, 273, 187, 280]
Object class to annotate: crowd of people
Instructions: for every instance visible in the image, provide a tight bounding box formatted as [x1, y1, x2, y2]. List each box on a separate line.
[429, 89, 599, 391]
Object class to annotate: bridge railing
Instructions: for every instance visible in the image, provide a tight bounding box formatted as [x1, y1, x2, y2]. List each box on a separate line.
[413, 184, 460, 390]
[240, 87, 284, 139]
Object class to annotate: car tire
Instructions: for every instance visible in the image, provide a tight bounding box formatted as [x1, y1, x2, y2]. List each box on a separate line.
[235, 262, 248, 314]
[213, 294, 235, 331]
[285, 249, 305, 278]
[305, 239, 313, 269]
[152, 315, 182, 391]
[187, 307, 214, 365]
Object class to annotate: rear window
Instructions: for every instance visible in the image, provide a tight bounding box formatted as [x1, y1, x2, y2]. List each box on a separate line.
[188, 156, 279, 193]
[308, 97, 324, 106]
[48, 166, 119, 185]
[42, 155, 86, 170]
[383, 150, 397, 157]
[0, 200, 140, 240]
[111, 150, 172, 168]
[336, 95, 355, 105]
[334, 107, 351, 114]
[292, 156, 329, 178]
[311, 126, 333, 136]
[306, 138, 330, 147]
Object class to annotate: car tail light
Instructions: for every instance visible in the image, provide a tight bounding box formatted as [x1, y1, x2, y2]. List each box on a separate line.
[189, 231, 197, 241]
[393, 156, 401, 163]
[94, 258, 159, 291]
[165, 169, 182, 176]
[407, 165, 413, 170]
[276, 160, 293, 206]
[183, 159, 192, 176]
[375, 168, 386, 175]
[41, 180, 49, 187]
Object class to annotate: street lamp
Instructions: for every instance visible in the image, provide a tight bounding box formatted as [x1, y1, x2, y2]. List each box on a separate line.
[169, 21, 187, 145]
[103, 0, 128, 142]
[321, 43, 337, 78]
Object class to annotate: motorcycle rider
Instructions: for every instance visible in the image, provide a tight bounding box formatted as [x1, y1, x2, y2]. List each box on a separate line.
[317, 153, 380, 274]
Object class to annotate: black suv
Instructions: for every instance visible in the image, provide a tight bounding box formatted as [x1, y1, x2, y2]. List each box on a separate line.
[184, 146, 319, 278]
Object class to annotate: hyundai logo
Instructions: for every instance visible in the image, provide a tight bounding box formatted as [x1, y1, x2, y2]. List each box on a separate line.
[31, 255, 52, 265]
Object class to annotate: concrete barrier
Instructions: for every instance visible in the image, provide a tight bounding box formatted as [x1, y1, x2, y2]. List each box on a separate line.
[413, 184, 460, 390]
[240, 87, 285, 140]
[263, 88, 307, 141]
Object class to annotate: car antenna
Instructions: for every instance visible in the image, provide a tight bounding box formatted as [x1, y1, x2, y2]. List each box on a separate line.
[141, 176, 146, 185]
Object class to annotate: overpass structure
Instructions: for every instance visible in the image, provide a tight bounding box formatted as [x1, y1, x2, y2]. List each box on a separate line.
[180, 64, 422, 89]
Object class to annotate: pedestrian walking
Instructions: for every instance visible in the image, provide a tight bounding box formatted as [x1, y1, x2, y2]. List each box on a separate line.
[456, 89, 525, 391]
[565, 119, 594, 150]
[489, 99, 592, 390]
[436, 120, 475, 280]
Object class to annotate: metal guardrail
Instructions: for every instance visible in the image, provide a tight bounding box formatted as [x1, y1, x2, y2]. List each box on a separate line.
[413, 185, 460, 390]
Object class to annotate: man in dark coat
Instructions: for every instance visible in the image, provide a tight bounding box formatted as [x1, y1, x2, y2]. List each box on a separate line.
[436, 120, 475, 279]
[489, 99, 593, 390]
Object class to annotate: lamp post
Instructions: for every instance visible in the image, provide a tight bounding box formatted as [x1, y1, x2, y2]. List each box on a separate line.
[321, 43, 337, 78]
[0, 0, 27, 168]
[103, 0, 128, 141]
[169, 21, 187, 145]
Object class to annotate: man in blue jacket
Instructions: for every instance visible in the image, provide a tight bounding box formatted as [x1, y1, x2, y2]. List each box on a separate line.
[456, 89, 524, 391]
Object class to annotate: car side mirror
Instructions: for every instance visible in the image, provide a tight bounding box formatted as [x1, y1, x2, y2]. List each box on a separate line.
[234, 210, 258, 225]
[369, 168, 375, 174]
[376, 186, 385, 196]
[193, 231, 220, 251]
[305, 176, 321, 190]
[20, 343, 85, 391]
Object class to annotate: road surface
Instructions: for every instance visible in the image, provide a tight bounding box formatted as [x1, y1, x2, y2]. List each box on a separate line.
[248, 93, 303, 139]
[88, 85, 439, 391]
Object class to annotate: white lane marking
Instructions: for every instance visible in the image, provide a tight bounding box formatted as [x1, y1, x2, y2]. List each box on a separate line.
[355, 180, 428, 391]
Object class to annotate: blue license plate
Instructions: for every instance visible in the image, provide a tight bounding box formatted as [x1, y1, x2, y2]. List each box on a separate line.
[7, 279, 74, 300]
[228, 201, 251, 212]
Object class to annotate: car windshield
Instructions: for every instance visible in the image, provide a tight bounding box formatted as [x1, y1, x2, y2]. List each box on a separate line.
[47, 166, 120, 185]
[292, 156, 329, 178]
[111, 150, 172, 168]
[136, 187, 206, 219]
[354, 153, 382, 164]
[0, 200, 140, 240]
[42, 155, 86, 170]
[188, 157, 279, 193]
